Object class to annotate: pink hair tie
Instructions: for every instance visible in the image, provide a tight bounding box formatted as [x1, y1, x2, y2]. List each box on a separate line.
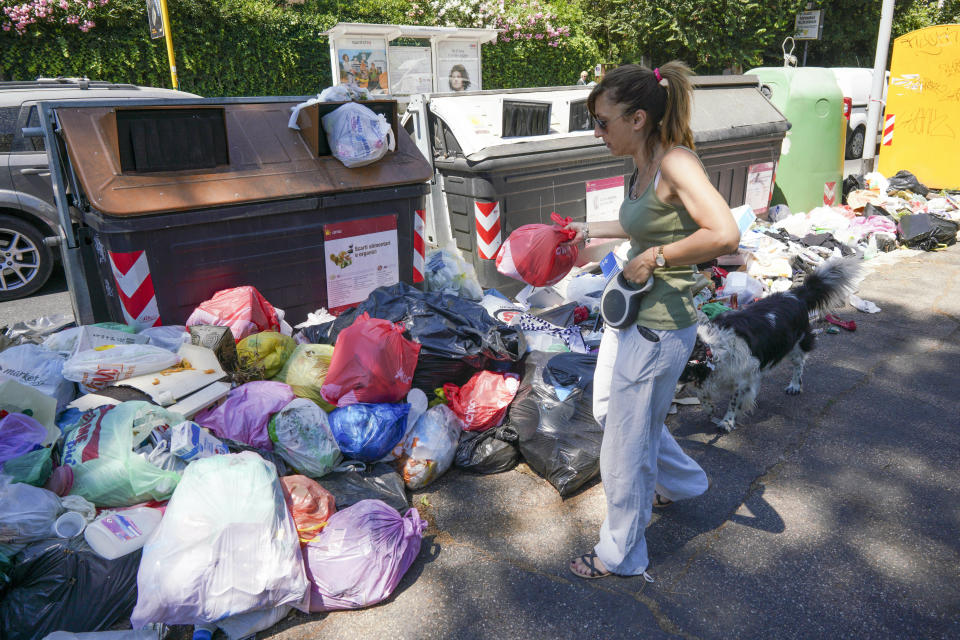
[653, 67, 662, 82]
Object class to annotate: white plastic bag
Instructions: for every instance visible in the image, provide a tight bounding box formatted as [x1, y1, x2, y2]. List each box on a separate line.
[392, 404, 462, 490]
[130, 452, 309, 627]
[0, 344, 76, 412]
[268, 398, 342, 478]
[321, 102, 395, 168]
[63, 344, 179, 393]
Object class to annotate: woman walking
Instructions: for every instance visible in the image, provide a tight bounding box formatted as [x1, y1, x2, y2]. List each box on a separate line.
[566, 62, 740, 580]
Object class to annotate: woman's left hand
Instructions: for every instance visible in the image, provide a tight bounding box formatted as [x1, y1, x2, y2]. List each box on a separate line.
[623, 249, 655, 286]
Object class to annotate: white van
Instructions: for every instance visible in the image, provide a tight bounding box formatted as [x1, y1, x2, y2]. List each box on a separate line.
[829, 67, 888, 159]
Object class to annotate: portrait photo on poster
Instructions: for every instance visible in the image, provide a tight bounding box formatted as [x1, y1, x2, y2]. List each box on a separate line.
[336, 39, 389, 94]
[438, 41, 480, 92]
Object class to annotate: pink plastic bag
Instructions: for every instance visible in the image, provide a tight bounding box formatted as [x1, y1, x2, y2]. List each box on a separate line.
[495, 213, 578, 287]
[304, 499, 426, 611]
[0, 413, 47, 465]
[186, 286, 280, 342]
[443, 371, 521, 432]
[194, 381, 294, 450]
[320, 313, 421, 407]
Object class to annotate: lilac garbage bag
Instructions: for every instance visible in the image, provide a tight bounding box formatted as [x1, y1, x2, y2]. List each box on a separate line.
[194, 381, 294, 451]
[0, 413, 47, 466]
[304, 499, 426, 611]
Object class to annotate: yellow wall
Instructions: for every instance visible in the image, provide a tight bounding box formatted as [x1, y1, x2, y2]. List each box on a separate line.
[879, 24, 960, 190]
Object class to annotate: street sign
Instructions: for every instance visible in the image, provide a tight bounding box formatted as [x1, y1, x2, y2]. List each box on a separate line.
[146, 0, 164, 39]
[794, 9, 824, 41]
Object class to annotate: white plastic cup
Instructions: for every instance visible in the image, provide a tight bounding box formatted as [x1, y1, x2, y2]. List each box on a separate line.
[53, 511, 87, 538]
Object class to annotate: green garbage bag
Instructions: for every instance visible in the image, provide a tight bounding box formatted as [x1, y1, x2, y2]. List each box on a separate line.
[238, 332, 296, 379]
[268, 398, 342, 478]
[1, 447, 53, 487]
[63, 402, 184, 507]
[273, 344, 336, 411]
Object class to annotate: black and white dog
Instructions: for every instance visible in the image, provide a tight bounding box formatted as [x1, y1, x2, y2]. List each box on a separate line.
[680, 258, 862, 433]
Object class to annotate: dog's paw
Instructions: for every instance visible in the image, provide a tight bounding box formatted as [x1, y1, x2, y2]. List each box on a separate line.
[784, 383, 802, 395]
[711, 416, 736, 433]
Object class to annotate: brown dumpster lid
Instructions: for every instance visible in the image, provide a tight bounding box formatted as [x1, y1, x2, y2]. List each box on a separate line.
[55, 100, 433, 217]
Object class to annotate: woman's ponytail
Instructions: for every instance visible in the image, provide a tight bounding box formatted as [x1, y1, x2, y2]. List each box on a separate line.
[657, 61, 695, 151]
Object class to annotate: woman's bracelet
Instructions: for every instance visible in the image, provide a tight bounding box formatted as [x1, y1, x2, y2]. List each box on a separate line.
[582, 223, 590, 246]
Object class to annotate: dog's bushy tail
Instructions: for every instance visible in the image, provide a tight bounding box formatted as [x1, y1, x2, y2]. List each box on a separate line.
[796, 257, 862, 312]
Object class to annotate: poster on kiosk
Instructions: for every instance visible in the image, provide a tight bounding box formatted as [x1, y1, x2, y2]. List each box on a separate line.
[437, 41, 481, 92]
[335, 37, 390, 94]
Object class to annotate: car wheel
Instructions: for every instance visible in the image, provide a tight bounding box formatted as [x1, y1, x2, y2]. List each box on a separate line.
[0, 214, 54, 302]
[845, 126, 865, 160]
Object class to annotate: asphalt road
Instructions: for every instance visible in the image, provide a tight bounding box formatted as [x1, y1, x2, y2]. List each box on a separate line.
[247, 244, 958, 640]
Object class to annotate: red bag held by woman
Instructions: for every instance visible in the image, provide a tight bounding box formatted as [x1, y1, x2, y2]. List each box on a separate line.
[495, 213, 578, 287]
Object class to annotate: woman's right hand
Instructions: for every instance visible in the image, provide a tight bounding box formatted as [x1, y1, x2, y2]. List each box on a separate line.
[565, 221, 588, 246]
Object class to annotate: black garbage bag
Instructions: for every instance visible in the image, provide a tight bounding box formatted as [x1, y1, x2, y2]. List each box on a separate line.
[454, 425, 520, 474]
[319, 462, 408, 513]
[863, 202, 895, 220]
[886, 170, 930, 196]
[411, 354, 479, 395]
[324, 283, 526, 369]
[0, 536, 141, 640]
[842, 173, 865, 204]
[502, 351, 602, 496]
[898, 213, 959, 250]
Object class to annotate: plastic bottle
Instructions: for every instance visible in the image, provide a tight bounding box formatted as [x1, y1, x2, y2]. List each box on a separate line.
[83, 506, 163, 560]
[192, 625, 216, 640]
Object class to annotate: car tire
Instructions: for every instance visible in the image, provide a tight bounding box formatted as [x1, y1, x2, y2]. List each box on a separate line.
[845, 125, 866, 160]
[0, 214, 54, 302]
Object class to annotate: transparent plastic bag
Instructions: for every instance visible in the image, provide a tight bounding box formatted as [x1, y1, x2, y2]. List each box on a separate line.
[423, 247, 483, 300]
[268, 398, 342, 478]
[0, 343, 76, 411]
[392, 404, 462, 490]
[63, 344, 179, 394]
[274, 344, 335, 410]
[0, 480, 62, 544]
[321, 102, 395, 168]
[130, 452, 309, 627]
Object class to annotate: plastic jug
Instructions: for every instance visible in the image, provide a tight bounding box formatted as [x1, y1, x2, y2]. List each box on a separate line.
[83, 506, 163, 559]
[722, 271, 765, 305]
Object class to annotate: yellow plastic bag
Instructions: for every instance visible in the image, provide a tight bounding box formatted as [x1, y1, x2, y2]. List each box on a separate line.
[273, 344, 335, 411]
[237, 332, 296, 379]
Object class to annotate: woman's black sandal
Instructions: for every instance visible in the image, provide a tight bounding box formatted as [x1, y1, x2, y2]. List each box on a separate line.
[569, 552, 611, 579]
[653, 493, 674, 508]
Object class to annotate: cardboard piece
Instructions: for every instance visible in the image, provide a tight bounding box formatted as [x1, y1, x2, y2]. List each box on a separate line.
[189, 325, 238, 373]
[118, 344, 227, 407]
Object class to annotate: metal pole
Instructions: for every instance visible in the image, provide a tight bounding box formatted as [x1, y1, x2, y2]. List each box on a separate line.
[802, 41, 808, 66]
[158, 0, 178, 90]
[861, 0, 895, 175]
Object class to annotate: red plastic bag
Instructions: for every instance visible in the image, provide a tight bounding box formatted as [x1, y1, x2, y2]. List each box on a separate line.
[495, 213, 578, 287]
[320, 313, 421, 407]
[281, 475, 336, 544]
[185, 286, 280, 342]
[444, 370, 521, 432]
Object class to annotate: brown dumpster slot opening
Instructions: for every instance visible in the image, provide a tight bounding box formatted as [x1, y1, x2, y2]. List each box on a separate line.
[115, 107, 229, 173]
[296, 100, 399, 158]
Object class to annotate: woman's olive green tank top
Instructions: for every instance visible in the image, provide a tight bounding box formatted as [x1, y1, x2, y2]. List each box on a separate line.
[619, 146, 703, 330]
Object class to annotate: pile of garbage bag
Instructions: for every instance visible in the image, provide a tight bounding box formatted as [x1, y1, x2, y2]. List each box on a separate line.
[0, 166, 955, 637]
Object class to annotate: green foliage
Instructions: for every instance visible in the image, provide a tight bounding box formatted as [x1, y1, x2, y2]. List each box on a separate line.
[482, 33, 599, 88]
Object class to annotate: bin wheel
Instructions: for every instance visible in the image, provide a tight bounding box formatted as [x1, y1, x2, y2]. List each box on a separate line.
[0, 214, 54, 302]
[845, 125, 865, 160]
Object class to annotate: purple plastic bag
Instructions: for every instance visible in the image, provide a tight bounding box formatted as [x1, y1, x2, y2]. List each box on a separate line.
[194, 381, 294, 451]
[0, 413, 47, 466]
[304, 499, 426, 611]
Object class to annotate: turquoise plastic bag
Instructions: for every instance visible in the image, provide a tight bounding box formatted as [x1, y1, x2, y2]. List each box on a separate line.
[1, 447, 53, 487]
[63, 402, 184, 507]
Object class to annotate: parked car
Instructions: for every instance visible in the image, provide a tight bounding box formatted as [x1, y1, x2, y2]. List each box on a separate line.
[828, 67, 889, 160]
[0, 78, 198, 301]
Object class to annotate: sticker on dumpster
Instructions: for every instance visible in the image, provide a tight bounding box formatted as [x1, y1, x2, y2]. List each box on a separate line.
[475, 201, 502, 259]
[745, 162, 775, 215]
[883, 114, 895, 146]
[324, 215, 399, 315]
[413, 209, 426, 283]
[108, 250, 161, 329]
[585, 176, 625, 223]
[823, 181, 838, 206]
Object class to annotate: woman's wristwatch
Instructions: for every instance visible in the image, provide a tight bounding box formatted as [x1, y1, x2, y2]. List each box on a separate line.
[582, 224, 590, 246]
[655, 245, 666, 267]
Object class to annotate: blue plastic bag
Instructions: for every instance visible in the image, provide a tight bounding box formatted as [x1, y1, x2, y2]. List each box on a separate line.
[328, 403, 410, 463]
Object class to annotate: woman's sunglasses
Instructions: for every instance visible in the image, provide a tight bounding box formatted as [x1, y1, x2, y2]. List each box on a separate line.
[592, 112, 629, 131]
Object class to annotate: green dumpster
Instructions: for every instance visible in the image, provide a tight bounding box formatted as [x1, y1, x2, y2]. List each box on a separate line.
[746, 67, 845, 214]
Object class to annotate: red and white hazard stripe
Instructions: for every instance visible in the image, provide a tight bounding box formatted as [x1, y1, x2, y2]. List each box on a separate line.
[883, 114, 895, 146]
[823, 181, 837, 206]
[107, 249, 161, 328]
[475, 201, 502, 259]
[412, 209, 426, 283]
